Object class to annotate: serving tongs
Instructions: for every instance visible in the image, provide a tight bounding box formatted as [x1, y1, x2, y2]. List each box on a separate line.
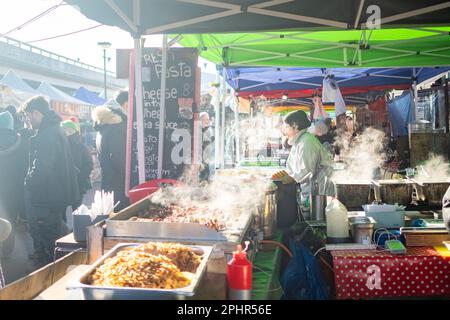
[370, 180, 382, 204]
[405, 177, 426, 202]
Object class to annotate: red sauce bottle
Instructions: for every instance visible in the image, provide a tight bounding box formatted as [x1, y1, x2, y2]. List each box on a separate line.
[227, 244, 252, 300]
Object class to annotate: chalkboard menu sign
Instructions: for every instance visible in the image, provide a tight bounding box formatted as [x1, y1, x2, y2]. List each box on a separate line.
[128, 48, 198, 189]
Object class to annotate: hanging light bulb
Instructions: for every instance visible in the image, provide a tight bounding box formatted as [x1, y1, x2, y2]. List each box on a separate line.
[282, 93, 288, 100]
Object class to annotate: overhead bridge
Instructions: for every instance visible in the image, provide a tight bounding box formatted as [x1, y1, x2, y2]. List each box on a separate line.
[0, 36, 127, 95]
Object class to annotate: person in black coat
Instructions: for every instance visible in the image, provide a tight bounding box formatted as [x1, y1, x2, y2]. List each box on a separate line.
[92, 99, 129, 212]
[61, 120, 93, 210]
[22, 96, 80, 265]
[0, 110, 28, 258]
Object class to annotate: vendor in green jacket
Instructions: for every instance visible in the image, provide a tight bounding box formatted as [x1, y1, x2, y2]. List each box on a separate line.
[281, 110, 335, 196]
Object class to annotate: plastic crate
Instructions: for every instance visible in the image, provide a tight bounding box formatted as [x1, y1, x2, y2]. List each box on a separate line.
[128, 179, 181, 204]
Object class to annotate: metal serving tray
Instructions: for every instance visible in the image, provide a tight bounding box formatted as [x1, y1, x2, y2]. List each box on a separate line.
[105, 195, 254, 244]
[106, 220, 230, 241]
[67, 243, 213, 300]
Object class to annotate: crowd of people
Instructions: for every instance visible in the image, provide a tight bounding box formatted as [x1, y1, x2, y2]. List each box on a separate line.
[0, 90, 129, 271]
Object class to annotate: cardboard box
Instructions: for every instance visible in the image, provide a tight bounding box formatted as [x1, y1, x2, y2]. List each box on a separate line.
[403, 232, 450, 246]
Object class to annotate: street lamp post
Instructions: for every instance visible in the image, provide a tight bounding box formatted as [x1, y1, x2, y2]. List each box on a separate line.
[97, 41, 111, 99]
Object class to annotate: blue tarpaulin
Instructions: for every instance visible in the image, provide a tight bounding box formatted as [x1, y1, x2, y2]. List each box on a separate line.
[221, 67, 450, 99]
[387, 91, 413, 138]
[73, 86, 106, 106]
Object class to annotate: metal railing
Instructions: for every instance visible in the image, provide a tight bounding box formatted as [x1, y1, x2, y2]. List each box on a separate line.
[0, 36, 116, 77]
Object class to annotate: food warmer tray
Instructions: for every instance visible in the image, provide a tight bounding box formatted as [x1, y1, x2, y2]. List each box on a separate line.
[67, 243, 213, 300]
[104, 196, 255, 246]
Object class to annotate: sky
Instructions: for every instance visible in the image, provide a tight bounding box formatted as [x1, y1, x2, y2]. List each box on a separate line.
[0, 0, 216, 74]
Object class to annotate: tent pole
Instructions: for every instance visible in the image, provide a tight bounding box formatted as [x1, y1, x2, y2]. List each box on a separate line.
[221, 67, 227, 169]
[134, 37, 146, 184]
[234, 95, 240, 166]
[177, 0, 348, 29]
[157, 34, 168, 179]
[445, 78, 449, 134]
[214, 72, 221, 170]
[412, 67, 418, 123]
[145, 8, 240, 34]
[105, 0, 138, 33]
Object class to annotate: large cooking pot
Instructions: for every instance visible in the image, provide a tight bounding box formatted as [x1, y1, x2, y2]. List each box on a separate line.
[413, 181, 450, 207]
[372, 179, 414, 205]
[256, 183, 278, 239]
[334, 182, 372, 210]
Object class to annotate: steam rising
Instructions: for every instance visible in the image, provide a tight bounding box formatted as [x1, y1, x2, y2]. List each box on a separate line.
[149, 167, 270, 228]
[238, 113, 281, 158]
[332, 128, 387, 183]
[415, 154, 450, 183]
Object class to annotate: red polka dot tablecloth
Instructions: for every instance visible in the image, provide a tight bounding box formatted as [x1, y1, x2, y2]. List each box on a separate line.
[331, 247, 450, 299]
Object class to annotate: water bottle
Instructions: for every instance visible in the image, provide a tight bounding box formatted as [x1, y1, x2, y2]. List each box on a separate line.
[227, 242, 252, 300]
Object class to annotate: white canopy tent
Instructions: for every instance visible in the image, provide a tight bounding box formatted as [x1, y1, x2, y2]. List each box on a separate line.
[0, 70, 37, 107]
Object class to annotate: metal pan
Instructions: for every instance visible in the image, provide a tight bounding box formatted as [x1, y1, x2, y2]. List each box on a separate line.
[67, 243, 213, 300]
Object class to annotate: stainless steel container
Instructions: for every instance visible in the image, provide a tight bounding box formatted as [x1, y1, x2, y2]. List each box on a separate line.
[311, 195, 326, 221]
[349, 217, 376, 244]
[105, 195, 254, 245]
[372, 179, 414, 205]
[334, 182, 372, 210]
[418, 182, 450, 207]
[255, 183, 278, 239]
[67, 243, 213, 300]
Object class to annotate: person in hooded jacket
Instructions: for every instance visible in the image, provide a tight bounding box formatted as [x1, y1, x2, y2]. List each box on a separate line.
[0, 110, 28, 258]
[22, 96, 80, 266]
[61, 120, 93, 210]
[92, 99, 129, 212]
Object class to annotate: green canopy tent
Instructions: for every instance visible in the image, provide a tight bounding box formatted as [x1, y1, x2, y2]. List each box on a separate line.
[176, 27, 450, 68]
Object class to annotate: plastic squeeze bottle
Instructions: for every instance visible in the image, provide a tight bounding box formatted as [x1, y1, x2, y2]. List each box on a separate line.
[227, 243, 252, 300]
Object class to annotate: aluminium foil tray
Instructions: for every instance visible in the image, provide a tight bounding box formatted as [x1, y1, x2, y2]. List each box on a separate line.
[67, 243, 213, 300]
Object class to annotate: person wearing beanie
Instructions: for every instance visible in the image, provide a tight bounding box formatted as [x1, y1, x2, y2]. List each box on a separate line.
[275, 110, 334, 227]
[61, 120, 93, 210]
[115, 90, 129, 113]
[22, 96, 80, 266]
[0, 111, 29, 258]
[5, 105, 25, 132]
[61, 119, 80, 135]
[92, 99, 129, 211]
[0, 111, 14, 131]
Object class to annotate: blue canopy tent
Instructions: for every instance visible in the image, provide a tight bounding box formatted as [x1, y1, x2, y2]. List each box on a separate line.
[221, 67, 450, 100]
[73, 86, 107, 106]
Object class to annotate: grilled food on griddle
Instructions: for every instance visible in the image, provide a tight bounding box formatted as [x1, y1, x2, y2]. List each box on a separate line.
[129, 204, 226, 231]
